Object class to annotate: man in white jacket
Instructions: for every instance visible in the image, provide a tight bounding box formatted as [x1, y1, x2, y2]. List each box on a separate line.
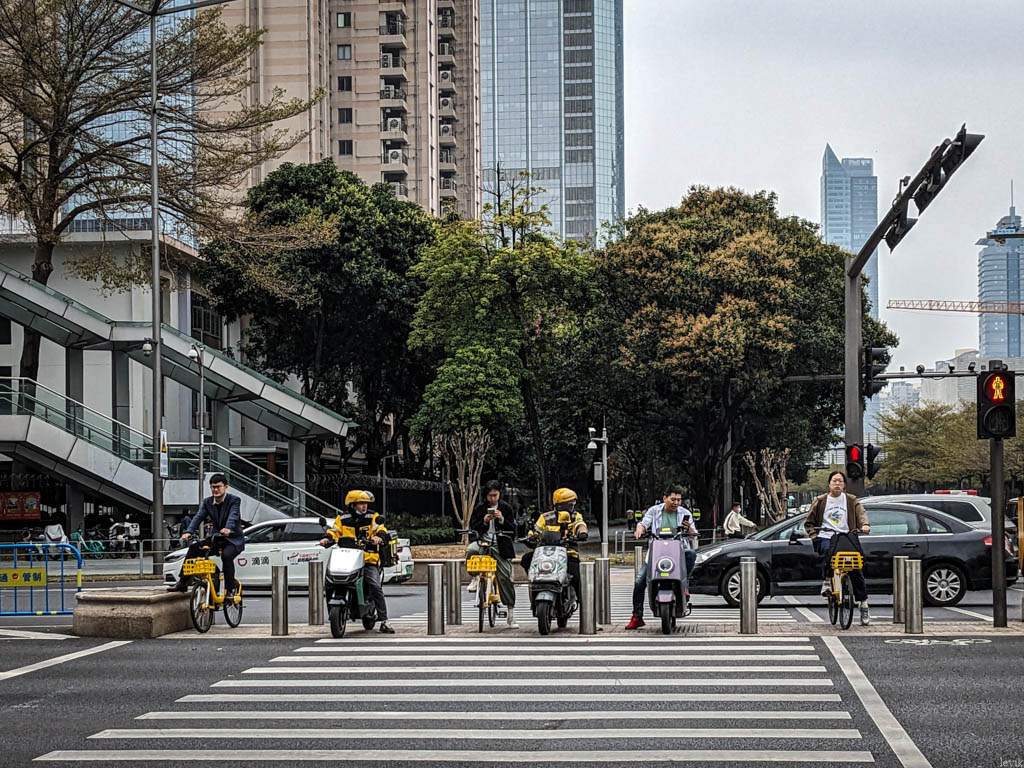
[723, 503, 756, 539]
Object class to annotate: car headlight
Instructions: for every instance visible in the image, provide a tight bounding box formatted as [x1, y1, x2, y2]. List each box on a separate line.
[656, 557, 674, 572]
[695, 546, 723, 565]
[164, 551, 186, 564]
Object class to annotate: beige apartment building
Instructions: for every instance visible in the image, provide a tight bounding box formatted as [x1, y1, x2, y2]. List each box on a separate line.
[226, 0, 481, 219]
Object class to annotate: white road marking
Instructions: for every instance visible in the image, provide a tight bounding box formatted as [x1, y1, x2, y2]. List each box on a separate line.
[784, 595, 825, 623]
[272, 654, 821, 662]
[179, 692, 843, 703]
[300, 645, 817, 653]
[138, 709, 853, 721]
[824, 636, 931, 768]
[311, 636, 810, 643]
[0, 629, 74, 640]
[0, 640, 130, 681]
[245, 664, 828, 674]
[35, 748, 876, 762]
[91, 727, 863, 741]
[211, 677, 834, 688]
[945, 606, 992, 621]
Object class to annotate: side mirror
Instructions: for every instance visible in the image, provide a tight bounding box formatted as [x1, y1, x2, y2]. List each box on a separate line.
[788, 530, 801, 545]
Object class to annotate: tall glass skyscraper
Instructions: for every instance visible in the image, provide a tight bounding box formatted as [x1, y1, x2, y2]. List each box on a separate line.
[977, 206, 1024, 359]
[480, 0, 624, 242]
[821, 144, 879, 318]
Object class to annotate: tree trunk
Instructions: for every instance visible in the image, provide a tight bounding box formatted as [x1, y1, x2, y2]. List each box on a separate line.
[520, 375, 549, 510]
[19, 240, 55, 384]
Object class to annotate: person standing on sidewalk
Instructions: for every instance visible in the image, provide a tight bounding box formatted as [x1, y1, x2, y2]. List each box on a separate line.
[625, 485, 697, 630]
[804, 470, 872, 626]
[466, 481, 520, 628]
[723, 502, 756, 539]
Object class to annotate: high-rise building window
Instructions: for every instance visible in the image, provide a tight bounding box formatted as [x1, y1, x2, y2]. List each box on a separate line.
[338, 76, 352, 92]
[336, 12, 351, 28]
[337, 45, 352, 60]
[0, 318, 10, 345]
[339, 140, 353, 155]
[338, 108, 353, 124]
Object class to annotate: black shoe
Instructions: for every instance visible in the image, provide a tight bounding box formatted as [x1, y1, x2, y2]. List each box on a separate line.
[379, 622, 395, 634]
[166, 582, 187, 593]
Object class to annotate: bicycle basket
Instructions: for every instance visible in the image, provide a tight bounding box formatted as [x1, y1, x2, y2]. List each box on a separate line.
[830, 551, 863, 571]
[182, 558, 217, 576]
[466, 555, 497, 573]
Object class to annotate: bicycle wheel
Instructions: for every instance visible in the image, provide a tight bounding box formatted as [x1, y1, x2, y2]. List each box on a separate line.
[827, 585, 839, 625]
[839, 573, 855, 630]
[190, 581, 213, 633]
[223, 587, 243, 628]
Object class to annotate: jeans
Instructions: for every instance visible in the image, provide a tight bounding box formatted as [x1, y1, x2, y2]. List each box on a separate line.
[466, 541, 515, 607]
[362, 563, 388, 620]
[814, 536, 867, 603]
[183, 537, 240, 593]
[632, 548, 695, 618]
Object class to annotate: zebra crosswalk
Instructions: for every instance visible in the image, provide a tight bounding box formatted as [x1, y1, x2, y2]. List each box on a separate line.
[389, 583, 796, 625]
[35, 634, 914, 765]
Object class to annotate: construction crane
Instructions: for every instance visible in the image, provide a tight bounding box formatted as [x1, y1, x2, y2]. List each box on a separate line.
[888, 299, 1024, 315]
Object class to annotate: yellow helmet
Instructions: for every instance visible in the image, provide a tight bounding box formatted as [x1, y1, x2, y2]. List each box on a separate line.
[344, 489, 375, 506]
[552, 488, 577, 505]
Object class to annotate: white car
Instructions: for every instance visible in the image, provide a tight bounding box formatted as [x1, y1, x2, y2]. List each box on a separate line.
[162, 516, 415, 588]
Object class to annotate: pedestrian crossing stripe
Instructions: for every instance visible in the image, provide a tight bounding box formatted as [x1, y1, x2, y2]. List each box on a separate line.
[210, 677, 835, 688]
[244, 664, 828, 673]
[137, 710, 854, 721]
[177, 692, 845, 703]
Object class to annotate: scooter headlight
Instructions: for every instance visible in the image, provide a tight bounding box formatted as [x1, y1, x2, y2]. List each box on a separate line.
[656, 557, 674, 573]
[538, 560, 555, 573]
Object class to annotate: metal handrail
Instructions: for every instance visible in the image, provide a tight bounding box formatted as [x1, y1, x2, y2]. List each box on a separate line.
[169, 442, 343, 518]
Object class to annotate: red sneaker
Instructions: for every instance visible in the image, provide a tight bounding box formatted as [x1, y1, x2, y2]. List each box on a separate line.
[624, 615, 645, 630]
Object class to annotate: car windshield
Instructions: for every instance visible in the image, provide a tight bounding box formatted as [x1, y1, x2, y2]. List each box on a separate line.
[752, 516, 806, 541]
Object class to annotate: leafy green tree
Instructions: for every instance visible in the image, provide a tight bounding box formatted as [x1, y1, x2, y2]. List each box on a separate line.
[0, 0, 317, 381]
[410, 176, 594, 505]
[199, 160, 435, 471]
[587, 187, 897, 517]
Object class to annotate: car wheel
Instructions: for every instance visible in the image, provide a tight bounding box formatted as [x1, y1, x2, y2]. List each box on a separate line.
[721, 564, 767, 608]
[923, 563, 966, 607]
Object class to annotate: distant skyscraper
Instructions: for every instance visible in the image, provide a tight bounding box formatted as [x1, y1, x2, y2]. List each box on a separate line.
[480, 0, 624, 241]
[977, 206, 1024, 359]
[821, 145, 879, 318]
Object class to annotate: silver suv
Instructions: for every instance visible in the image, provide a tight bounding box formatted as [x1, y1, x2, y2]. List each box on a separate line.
[862, 492, 1017, 542]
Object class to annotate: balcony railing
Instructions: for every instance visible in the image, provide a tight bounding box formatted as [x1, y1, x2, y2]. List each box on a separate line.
[439, 151, 456, 164]
[438, 43, 455, 56]
[388, 182, 409, 197]
[380, 20, 405, 35]
[440, 178, 458, 191]
[439, 14, 455, 28]
[380, 87, 407, 100]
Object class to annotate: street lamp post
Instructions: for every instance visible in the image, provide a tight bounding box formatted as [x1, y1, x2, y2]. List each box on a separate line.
[188, 344, 205, 507]
[110, 0, 237, 577]
[587, 419, 610, 558]
[381, 454, 399, 518]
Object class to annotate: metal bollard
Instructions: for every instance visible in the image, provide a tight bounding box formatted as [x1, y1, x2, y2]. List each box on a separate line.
[307, 560, 324, 626]
[579, 561, 596, 635]
[739, 556, 758, 635]
[428, 563, 444, 635]
[634, 545, 644, 580]
[271, 564, 289, 636]
[892, 556, 908, 624]
[445, 559, 462, 625]
[905, 559, 923, 634]
[595, 557, 611, 625]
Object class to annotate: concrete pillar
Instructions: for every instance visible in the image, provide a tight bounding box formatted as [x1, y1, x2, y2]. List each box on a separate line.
[111, 351, 131, 456]
[64, 347, 86, 532]
[210, 400, 230, 470]
[288, 439, 306, 492]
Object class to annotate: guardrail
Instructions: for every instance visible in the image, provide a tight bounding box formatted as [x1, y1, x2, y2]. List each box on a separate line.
[0, 543, 83, 615]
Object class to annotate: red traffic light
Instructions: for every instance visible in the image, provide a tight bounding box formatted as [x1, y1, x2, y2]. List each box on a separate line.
[849, 445, 861, 462]
[983, 373, 1009, 403]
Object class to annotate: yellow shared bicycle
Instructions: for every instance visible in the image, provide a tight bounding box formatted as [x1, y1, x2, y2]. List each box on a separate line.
[460, 528, 504, 632]
[827, 549, 863, 630]
[181, 544, 243, 633]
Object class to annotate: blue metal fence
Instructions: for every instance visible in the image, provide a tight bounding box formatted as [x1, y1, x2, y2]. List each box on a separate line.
[0, 543, 83, 615]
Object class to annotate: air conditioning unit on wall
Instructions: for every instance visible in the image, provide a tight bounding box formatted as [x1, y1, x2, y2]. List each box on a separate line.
[381, 53, 394, 67]
[440, 97, 453, 111]
[439, 70, 453, 84]
[386, 117, 403, 131]
[382, 85, 396, 98]
[387, 148, 404, 164]
[439, 124, 453, 137]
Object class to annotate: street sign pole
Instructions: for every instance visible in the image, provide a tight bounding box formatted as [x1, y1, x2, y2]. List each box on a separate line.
[991, 437, 1007, 627]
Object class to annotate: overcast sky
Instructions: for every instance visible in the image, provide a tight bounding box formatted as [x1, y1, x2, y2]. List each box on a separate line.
[624, 0, 1024, 372]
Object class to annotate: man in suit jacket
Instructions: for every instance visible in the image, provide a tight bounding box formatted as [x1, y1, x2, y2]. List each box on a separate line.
[168, 473, 246, 596]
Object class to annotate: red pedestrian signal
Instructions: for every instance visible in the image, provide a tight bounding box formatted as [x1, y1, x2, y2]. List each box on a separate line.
[977, 371, 1016, 439]
[845, 444, 865, 480]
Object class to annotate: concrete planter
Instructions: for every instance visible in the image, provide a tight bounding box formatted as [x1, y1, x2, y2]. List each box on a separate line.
[73, 587, 193, 639]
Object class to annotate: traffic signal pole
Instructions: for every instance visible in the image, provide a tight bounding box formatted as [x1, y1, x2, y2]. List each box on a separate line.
[844, 265, 865, 497]
[991, 437, 1007, 627]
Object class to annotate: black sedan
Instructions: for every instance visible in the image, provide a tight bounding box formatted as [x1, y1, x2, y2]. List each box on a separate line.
[690, 502, 1017, 608]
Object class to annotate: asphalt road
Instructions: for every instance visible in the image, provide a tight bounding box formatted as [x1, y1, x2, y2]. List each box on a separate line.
[3, 631, 1022, 766]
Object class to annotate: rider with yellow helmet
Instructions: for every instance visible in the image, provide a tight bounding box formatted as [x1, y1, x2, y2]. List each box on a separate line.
[521, 488, 589, 597]
[319, 490, 395, 633]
